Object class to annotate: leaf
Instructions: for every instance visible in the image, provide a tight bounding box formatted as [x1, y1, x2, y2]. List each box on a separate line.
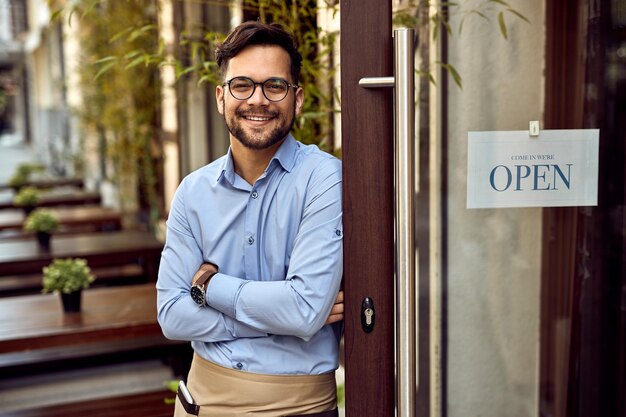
[110, 27, 133, 44]
[164, 380, 179, 393]
[129, 24, 156, 42]
[94, 56, 117, 64]
[446, 64, 463, 89]
[125, 56, 146, 69]
[124, 51, 140, 59]
[198, 75, 213, 85]
[50, 8, 64, 23]
[437, 61, 463, 89]
[498, 11, 508, 39]
[489, 0, 511, 6]
[94, 62, 116, 80]
[506, 8, 531, 24]
[416, 70, 437, 86]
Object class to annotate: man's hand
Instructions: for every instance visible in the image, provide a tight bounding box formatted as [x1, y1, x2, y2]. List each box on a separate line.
[192, 263, 218, 285]
[325, 291, 344, 324]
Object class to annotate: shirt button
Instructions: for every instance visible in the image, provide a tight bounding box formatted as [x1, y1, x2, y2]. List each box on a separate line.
[251, 191, 259, 199]
[236, 362, 243, 369]
[247, 236, 254, 245]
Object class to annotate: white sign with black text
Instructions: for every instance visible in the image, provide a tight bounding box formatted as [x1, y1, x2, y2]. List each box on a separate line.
[467, 129, 599, 208]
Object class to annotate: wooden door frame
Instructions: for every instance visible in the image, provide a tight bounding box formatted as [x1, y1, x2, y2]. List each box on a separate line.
[542, 1, 626, 416]
[341, 1, 396, 416]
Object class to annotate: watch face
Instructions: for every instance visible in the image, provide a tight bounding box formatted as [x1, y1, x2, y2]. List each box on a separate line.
[191, 284, 206, 306]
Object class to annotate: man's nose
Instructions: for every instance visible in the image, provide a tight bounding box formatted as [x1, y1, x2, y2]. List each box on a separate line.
[247, 84, 270, 105]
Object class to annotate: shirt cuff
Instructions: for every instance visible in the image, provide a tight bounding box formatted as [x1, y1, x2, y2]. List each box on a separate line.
[207, 273, 266, 338]
[206, 272, 245, 319]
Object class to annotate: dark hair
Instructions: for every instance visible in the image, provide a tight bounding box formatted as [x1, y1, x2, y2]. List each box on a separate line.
[215, 21, 302, 84]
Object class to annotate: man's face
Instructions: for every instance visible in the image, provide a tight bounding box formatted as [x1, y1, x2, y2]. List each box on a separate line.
[216, 45, 303, 150]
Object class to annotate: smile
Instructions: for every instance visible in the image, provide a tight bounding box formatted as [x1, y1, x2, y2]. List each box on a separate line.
[244, 115, 273, 122]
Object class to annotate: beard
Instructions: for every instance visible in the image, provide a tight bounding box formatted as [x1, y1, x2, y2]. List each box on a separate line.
[223, 100, 296, 150]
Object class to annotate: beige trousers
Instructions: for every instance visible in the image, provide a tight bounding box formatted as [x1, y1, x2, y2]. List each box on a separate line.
[174, 354, 337, 417]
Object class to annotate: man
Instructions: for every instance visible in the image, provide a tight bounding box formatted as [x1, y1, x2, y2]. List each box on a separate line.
[157, 21, 344, 417]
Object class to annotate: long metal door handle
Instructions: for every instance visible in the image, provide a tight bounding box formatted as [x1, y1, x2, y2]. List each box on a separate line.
[359, 28, 416, 417]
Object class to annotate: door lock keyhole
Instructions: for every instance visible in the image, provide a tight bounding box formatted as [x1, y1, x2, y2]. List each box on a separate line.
[361, 297, 375, 333]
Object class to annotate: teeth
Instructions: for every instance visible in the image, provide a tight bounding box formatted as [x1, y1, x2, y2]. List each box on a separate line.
[245, 116, 271, 121]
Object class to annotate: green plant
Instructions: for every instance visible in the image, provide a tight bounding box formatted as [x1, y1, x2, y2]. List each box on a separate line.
[23, 209, 60, 233]
[7, 163, 46, 189]
[13, 186, 41, 207]
[42, 258, 96, 294]
[7, 172, 28, 189]
[50, 0, 163, 229]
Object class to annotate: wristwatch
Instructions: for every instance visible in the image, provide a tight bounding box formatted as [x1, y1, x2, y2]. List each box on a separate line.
[190, 268, 218, 307]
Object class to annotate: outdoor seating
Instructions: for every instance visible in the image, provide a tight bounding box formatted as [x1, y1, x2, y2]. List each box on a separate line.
[0, 177, 84, 192]
[0, 206, 123, 238]
[0, 229, 162, 278]
[0, 189, 102, 210]
[0, 390, 175, 417]
[0, 284, 186, 416]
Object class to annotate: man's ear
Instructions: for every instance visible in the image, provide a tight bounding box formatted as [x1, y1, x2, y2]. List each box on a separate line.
[216, 85, 225, 115]
[295, 87, 304, 116]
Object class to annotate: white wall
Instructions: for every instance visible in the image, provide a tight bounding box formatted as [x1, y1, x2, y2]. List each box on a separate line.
[445, 1, 544, 416]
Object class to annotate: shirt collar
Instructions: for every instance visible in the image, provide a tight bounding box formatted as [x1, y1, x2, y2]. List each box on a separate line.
[270, 134, 298, 173]
[216, 134, 298, 184]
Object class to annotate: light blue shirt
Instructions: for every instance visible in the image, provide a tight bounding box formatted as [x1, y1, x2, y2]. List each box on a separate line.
[157, 134, 343, 375]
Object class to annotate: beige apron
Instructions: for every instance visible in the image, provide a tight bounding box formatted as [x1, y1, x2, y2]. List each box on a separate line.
[174, 353, 337, 417]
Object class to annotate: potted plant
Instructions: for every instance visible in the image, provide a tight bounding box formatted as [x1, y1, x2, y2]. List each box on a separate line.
[13, 186, 41, 214]
[23, 209, 60, 248]
[8, 172, 28, 191]
[7, 163, 45, 191]
[42, 258, 96, 313]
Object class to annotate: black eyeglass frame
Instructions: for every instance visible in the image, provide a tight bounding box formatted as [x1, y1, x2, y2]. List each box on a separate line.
[223, 76, 299, 102]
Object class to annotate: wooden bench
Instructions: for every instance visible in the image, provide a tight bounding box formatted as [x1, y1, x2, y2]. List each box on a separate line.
[0, 283, 191, 373]
[0, 190, 101, 210]
[0, 177, 84, 192]
[0, 283, 166, 353]
[0, 206, 123, 234]
[0, 389, 174, 417]
[0, 230, 162, 279]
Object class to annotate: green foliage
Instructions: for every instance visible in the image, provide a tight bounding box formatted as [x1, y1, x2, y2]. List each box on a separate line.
[75, 0, 339, 153]
[42, 258, 95, 294]
[24, 209, 60, 233]
[52, 0, 163, 227]
[336, 382, 345, 408]
[8, 163, 46, 188]
[245, 0, 339, 150]
[13, 186, 41, 207]
[7, 172, 28, 189]
[393, 0, 530, 89]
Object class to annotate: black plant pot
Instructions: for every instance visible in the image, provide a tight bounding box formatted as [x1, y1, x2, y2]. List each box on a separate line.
[36, 231, 51, 249]
[60, 291, 82, 313]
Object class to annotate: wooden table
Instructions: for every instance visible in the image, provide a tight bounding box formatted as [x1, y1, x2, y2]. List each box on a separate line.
[0, 284, 163, 354]
[0, 206, 122, 232]
[0, 177, 84, 191]
[0, 190, 101, 210]
[0, 230, 162, 278]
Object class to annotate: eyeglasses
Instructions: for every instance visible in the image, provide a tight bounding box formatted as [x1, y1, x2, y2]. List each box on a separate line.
[223, 76, 299, 102]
